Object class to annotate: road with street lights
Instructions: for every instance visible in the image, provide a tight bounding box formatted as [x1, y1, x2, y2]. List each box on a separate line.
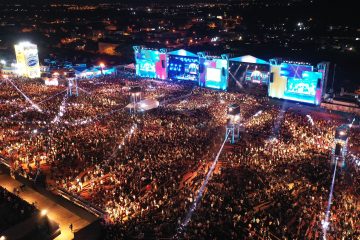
[0, 171, 94, 240]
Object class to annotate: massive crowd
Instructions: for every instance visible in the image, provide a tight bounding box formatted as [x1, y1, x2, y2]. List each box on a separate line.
[0, 74, 359, 239]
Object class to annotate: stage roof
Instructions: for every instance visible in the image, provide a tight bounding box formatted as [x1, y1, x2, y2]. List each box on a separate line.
[167, 49, 197, 57]
[229, 55, 269, 65]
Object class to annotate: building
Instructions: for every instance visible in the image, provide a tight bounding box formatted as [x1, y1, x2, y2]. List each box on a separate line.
[98, 42, 120, 56]
[14, 42, 41, 78]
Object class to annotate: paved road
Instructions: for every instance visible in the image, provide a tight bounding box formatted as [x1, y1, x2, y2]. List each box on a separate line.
[0, 172, 92, 240]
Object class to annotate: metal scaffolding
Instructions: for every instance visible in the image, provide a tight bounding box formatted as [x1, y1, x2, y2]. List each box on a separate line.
[67, 78, 79, 97]
[226, 104, 241, 144]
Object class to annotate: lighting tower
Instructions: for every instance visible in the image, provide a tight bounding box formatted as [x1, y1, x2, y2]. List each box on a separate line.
[67, 78, 79, 97]
[331, 124, 350, 168]
[99, 62, 105, 75]
[226, 103, 241, 144]
[129, 86, 142, 113]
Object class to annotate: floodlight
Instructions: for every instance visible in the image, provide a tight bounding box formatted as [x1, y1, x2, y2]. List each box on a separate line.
[41, 209, 48, 216]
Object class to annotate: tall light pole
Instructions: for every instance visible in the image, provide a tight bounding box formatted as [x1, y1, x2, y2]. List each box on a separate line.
[99, 62, 105, 75]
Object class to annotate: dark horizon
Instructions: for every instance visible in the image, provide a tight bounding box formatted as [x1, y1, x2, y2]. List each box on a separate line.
[2, 0, 358, 21]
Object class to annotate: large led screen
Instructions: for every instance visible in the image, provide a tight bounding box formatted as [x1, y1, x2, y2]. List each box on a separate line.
[268, 63, 323, 105]
[228, 62, 270, 87]
[200, 58, 228, 90]
[245, 70, 270, 84]
[135, 49, 166, 79]
[167, 55, 199, 81]
[206, 68, 221, 82]
[280, 63, 313, 79]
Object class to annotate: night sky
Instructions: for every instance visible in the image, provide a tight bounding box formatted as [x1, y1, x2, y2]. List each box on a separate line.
[5, 0, 357, 20]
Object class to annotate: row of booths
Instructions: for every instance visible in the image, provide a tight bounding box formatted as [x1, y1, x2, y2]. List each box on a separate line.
[133, 46, 329, 105]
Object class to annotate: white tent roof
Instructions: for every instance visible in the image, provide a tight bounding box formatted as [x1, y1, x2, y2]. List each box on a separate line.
[126, 99, 159, 111]
[167, 49, 197, 57]
[229, 55, 269, 65]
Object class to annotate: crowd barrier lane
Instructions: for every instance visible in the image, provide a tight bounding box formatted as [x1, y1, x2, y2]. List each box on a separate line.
[55, 187, 106, 218]
[0, 155, 11, 168]
[0, 156, 105, 218]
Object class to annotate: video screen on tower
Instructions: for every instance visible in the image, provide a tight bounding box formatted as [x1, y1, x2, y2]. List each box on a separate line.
[167, 55, 199, 81]
[206, 68, 221, 82]
[268, 62, 323, 105]
[199, 58, 228, 90]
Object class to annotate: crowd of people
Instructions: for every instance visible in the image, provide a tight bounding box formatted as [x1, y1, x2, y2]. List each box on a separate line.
[182, 106, 360, 240]
[0, 74, 359, 239]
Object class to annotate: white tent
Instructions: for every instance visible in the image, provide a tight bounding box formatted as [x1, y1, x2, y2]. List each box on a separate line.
[126, 99, 159, 111]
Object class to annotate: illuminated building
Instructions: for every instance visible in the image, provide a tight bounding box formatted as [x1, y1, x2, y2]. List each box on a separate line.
[14, 42, 41, 78]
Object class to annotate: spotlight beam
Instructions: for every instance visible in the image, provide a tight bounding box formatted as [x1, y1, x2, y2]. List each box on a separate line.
[9, 90, 67, 119]
[78, 87, 91, 95]
[174, 129, 230, 238]
[322, 118, 355, 239]
[5, 78, 42, 112]
[306, 114, 314, 126]
[322, 157, 338, 239]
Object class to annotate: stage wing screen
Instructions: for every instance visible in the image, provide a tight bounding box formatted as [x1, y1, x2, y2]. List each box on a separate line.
[202, 58, 228, 90]
[280, 63, 313, 78]
[268, 63, 323, 105]
[135, 49, 166, 79]
[135, 49, 158, 78]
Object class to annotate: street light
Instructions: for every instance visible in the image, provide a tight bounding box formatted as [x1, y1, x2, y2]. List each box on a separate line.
[41, 209, 48, 216]
[0, 236, 6, 240]
[99, 62, 105, 75]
